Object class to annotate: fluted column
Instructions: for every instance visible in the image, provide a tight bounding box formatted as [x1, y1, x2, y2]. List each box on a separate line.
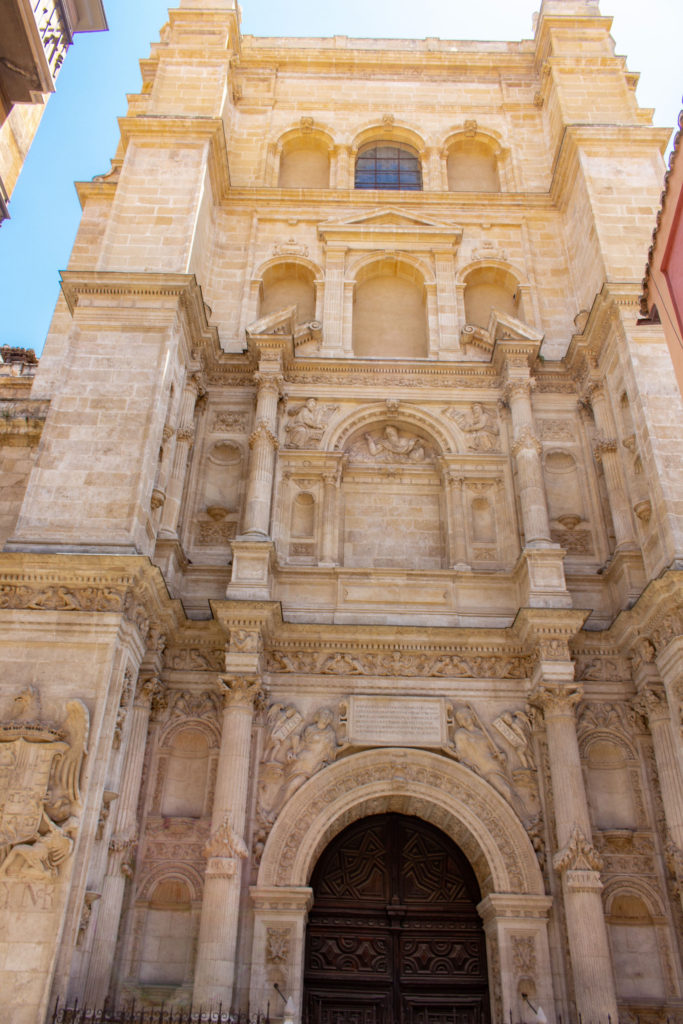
[504, 365, 552, 546]
[84, 673, 165, 1006]
[193, 674, 265, 1008]
[159, 375, 201, 537]
[531, 663, 618, 1019]
[444, 471, 470, 569]
[241, 373, 282, 538]
[320, 468, 341, 566]
[584, 379, 636, 549]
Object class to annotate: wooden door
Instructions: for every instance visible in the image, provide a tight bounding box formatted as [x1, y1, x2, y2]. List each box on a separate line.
[304, 814, 490, 1024]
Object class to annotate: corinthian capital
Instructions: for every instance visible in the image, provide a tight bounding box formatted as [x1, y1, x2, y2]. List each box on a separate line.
[633, 684, 670, 725]
[218, 674, 265, 711]
[253, 372, 284, 396]
[530, 680, 583, 717]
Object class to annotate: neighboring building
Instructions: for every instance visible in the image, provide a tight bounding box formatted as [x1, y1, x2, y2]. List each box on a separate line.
[0, 0, 108, 222]
[1, 1, 683, 1022]
[641, 105, 683, 396]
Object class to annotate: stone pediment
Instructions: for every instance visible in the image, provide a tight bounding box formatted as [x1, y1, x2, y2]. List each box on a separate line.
[246, 306, 297, 339]
[488, 309, 544, 345]
[318, 208, 462, 247]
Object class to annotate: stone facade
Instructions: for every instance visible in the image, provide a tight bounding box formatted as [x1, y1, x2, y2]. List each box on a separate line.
[1, 0, 682, 1022]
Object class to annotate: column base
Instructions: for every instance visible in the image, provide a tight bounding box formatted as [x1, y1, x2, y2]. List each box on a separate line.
[516, 546, 572, 608]
[226, 539, 275, 600]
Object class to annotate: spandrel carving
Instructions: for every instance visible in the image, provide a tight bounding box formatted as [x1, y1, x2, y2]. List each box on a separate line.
[284, 398, 338, 449]
[445, 402, 501, 452]
[348, 425, 434, 464]
[255, 703, 343, 862]
[0, 687, 89, 881]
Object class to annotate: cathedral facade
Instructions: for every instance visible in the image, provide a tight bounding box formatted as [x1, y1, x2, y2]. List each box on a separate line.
[0, 1, 682, 1022]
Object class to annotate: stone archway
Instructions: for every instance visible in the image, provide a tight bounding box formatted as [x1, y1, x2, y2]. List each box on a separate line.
[249, 748, 555, 1022]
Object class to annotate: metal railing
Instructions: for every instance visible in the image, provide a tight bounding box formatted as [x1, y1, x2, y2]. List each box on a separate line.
[50, 1001, 271, 1024]
[32, 0, 73, 82]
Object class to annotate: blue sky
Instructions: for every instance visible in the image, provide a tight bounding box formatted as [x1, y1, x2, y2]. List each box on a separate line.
[0, 0, 681, 354]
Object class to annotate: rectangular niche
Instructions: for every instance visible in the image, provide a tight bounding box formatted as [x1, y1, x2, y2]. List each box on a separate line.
[342, 472, 443, 570]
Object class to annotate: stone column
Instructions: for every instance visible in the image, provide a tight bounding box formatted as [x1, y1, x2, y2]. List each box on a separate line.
[83, 673, 165, 1006]
[444, 471, 470, 570]
[504, 366, 551, 547]
[434, 253, 459, 355]
[334, 145, 351, 188]
[321, 250, 346, 354]
[320, 468, 341, 566]
[242, 373, 282, 538]
[193, 674, 265, 1008]
[159, 375, 201, 538]
[531, 658, 618, 1020]
[584, 380, 636, 550]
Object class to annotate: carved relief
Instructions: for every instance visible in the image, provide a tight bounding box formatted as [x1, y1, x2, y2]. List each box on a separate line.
[169, 690, 221, 721]
[165, 647, 225, 672]
[511, 934, 536, 975]
[284, 398, 338, 449]
[204, 815, 248, 878]
[553, 825, 603, 874]
[266, 926, 291, 965]
[347, 426, 434, 463]
[255, 704, 343, 862]
[265, 647, 530, 678]
[76, 891, 101, 946]
[210, 410, 249, 434]
[0, 688, 89, 881]
[445, 403, 501, 452]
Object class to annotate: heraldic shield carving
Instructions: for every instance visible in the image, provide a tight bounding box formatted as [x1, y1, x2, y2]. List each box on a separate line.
[0, 686, 89, 882]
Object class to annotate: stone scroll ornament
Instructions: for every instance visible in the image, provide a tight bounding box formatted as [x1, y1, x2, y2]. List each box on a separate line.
[0, 686, 89, 881]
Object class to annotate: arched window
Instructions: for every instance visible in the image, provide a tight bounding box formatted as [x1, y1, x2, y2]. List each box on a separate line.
[355, 142, 422, 191]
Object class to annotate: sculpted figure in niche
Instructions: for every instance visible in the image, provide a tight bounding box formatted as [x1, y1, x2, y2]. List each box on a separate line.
[448, 403, 500, 452]
[284, 398, 338, 449]
[363, 426, 426, 462]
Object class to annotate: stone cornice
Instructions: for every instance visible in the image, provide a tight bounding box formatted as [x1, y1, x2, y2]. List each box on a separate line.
[59, 272, 218, 364]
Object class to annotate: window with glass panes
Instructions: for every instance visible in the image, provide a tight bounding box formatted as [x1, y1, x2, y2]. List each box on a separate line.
[355, 143, 422, 190]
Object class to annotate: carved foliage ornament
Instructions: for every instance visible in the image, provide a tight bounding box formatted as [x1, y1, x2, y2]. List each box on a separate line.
[553, 825, 603, 874]
[204, 815, 248, 877]
[266, 648, 530, 678]
[0, 687, 89, 882]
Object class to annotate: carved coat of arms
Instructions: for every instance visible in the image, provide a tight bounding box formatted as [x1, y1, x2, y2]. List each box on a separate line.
[0, 688, 89, 881]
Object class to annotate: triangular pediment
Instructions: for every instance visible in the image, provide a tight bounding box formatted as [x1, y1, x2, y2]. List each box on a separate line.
[318, 208, 462, 245]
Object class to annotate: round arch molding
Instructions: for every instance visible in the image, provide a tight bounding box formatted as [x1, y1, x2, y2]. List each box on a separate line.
[258, 747, 543, 894]
[250, 748, 555, 1022]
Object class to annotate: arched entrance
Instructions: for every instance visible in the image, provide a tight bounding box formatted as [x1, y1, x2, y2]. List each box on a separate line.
[303, 813, 490, 1024]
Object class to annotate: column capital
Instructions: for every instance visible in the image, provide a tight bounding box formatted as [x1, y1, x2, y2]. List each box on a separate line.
[253, 371, 285, 395]
[530, 679, 583, 716]
[218, 674, 266, 711]
[135, 674, 166, 712]
[633, 683, 670, 725]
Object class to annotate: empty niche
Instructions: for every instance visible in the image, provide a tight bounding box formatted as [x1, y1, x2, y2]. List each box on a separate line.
[352, 258, 428, 358]
[463, 266, 522, 329]
[260, 262, 316, 323]
[545, 450, 592, 554]
[470, 495, 497, 560]
[447, 138, 500, 192]
[203, 441, 242, 516]
[585, 738, 636, 830]
[291, 492, 315, 537]
[278, 136, 330, 189]
[160, 728, 210, 818]
[608, 894, 666, 1000]
[139, 879, 195, 986]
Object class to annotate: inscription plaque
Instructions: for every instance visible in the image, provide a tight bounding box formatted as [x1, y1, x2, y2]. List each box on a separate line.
[348, 696, 446, 747]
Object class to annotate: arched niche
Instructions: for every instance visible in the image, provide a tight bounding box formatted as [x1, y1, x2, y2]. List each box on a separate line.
[463, 265, 523, 329]
[291, 491, 315, 539]
[352, 256, 428, 358]
[202, 440, 243, 519]
[605, 887, 667, 1001]
[260, 261, 317, 324]
[278, 135, 331, 189]
[447, 137, 500, 192]
[138, 878, 196, 986]
[583, 735, 637, 830]
[158, 725, 213, 818]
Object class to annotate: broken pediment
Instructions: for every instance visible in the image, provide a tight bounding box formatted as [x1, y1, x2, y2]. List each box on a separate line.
[461, 308, 544, 359]
[246, 306, 298, 339]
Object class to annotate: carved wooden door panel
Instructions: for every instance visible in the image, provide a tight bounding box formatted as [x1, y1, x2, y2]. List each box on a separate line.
[304, 814, 490, 1024]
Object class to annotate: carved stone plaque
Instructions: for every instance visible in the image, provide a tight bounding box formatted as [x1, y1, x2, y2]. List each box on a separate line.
[347, 696, 446, 747]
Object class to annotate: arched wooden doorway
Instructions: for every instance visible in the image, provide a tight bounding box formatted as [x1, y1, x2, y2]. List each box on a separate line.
[303, 813, 490, 1024]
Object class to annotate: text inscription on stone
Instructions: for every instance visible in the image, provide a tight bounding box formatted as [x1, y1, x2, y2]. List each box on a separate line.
[348, 696, 445, 747]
